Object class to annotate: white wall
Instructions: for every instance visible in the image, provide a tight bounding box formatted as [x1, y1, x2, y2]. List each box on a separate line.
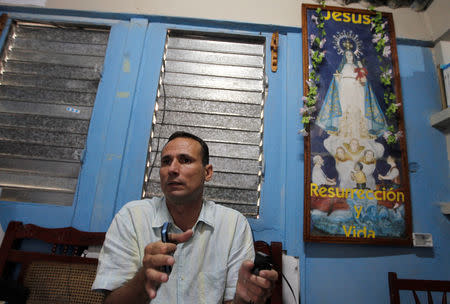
[0, 0, 447, 41]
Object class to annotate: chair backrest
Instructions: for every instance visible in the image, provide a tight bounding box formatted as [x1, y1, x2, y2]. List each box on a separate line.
[388, 272, 450, 304]
[254, 241, 283, 304]
[0, 221, 105, 303]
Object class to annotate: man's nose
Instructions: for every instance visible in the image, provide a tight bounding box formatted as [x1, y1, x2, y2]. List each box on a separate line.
[168, 159, 180, 174]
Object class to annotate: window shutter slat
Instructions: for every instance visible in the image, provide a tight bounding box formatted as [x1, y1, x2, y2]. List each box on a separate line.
[143, 30, 265, 217]
[0, 21, 109, 206]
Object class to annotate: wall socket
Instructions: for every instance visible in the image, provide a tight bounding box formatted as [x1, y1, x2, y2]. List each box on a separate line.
[412, 233, 433, 247]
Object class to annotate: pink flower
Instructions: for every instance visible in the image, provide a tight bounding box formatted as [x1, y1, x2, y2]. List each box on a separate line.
[395, 131, 403, 140]
[383, 131, 392, 140]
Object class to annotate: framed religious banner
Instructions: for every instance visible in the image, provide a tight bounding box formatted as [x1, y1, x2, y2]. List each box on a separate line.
[302, 4, 412, 245]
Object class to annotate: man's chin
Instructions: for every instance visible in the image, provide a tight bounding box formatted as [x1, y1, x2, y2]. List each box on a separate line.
[164, 190, 187, 203]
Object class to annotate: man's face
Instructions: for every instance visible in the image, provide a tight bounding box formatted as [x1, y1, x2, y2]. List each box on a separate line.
[159, 137, 213, 205]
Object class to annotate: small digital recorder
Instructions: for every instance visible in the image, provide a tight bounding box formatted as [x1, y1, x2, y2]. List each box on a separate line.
[160, 222, 172, 275]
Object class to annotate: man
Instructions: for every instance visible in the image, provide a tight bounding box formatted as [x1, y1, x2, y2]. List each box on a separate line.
[92, 131, 278, 303]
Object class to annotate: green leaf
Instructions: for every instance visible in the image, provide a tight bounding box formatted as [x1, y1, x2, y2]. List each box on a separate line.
[387, 134, 396, 145]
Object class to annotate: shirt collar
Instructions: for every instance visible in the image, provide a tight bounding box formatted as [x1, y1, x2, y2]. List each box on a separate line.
[196, 200, 215, 229]
[151, 197, 173, 228]
[151, 197, 215, 230]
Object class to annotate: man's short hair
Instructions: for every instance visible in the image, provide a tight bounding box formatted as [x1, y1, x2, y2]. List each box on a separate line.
[166, 131, 209, 165]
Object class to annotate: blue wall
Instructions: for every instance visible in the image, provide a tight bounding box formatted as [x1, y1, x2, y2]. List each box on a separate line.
[0, 7, 448, 304]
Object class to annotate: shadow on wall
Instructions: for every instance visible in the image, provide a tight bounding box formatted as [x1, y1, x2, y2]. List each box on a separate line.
[305, 242, 434, 259]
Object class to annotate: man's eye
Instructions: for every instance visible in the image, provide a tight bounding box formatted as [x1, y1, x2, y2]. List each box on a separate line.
[161, 158, 171, 165]
[180, 157, 191, 164]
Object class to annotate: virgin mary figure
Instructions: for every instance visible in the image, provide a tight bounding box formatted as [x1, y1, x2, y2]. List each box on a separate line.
[316, 35, 388, 139]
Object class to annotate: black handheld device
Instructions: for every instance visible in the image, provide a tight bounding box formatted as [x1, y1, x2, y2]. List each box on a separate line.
[160, 222, 172, 275]
[252, 251, 273, 276]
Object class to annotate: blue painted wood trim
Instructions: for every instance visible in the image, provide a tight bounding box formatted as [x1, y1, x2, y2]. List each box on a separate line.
[248, 32, 285, 243]
[88, 18, 149, 232]
[71, 21, 130, 231]
[114, 22, 168, 214]
[72, 19, 150, 232]
[0, 16, 11, 53]
[285, 31, 305, 303]
[284, 31, 303, 255]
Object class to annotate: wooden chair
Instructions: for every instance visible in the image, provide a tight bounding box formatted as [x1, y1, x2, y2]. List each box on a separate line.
[0, 221, 105, 303]
[254, 241, 283, 304]
[388, 271, 450, 304]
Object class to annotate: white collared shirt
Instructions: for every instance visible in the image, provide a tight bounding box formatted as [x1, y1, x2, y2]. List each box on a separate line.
[92, 197, 254, 304]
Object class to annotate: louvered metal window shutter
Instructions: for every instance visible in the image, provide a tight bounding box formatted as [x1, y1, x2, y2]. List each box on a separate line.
[0, 21, 109, 205]
[142, 30, 266, 217]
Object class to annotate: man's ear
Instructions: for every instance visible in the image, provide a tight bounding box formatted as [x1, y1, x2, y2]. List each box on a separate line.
[204, 164, 213, 182]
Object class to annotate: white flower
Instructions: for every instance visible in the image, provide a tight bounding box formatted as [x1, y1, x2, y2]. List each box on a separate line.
[383, 131, 392, 140]
[395, 131, 403, 140]
[300, 106, 316, 114]
[311, 15, 318, 25]
[383, 45, 391, 57]
[319, 38, 326, 49]
[298, 129, 309, 136]
[382, 69, 393, 79]
[306, 79, 314, 87]
[372, 33, 382, 43]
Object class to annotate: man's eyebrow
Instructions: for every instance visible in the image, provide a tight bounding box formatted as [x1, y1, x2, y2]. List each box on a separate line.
[178, 153, 192, 158]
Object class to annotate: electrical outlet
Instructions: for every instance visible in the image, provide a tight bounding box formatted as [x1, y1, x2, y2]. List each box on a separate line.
[412, 233, 433, 247]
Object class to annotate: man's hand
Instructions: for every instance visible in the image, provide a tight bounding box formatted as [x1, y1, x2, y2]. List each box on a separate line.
[105, 229, 193, 304]
[142, 229, 193, 299]
[233, 260, 278, 304]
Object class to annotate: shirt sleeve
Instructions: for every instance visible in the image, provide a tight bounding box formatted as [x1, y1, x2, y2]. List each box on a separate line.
[223, 214, 255, 301]
[92, 207, 142, 291]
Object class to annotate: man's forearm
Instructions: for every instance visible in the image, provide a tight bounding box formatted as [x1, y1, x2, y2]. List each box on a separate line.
[104, 268, 150, 304]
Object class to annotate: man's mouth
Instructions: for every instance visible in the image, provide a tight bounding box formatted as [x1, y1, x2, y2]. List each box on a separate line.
[167, 181, 183, 186]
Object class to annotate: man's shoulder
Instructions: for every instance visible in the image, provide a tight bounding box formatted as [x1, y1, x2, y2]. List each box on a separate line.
[119, 197, 163, 214]
[205, 200, 248, 222]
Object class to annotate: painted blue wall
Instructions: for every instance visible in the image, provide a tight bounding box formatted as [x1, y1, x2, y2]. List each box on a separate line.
[0, 7, 448, 304]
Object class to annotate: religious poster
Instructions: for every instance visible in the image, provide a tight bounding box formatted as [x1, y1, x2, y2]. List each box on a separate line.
[302, 4, 412, 245]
